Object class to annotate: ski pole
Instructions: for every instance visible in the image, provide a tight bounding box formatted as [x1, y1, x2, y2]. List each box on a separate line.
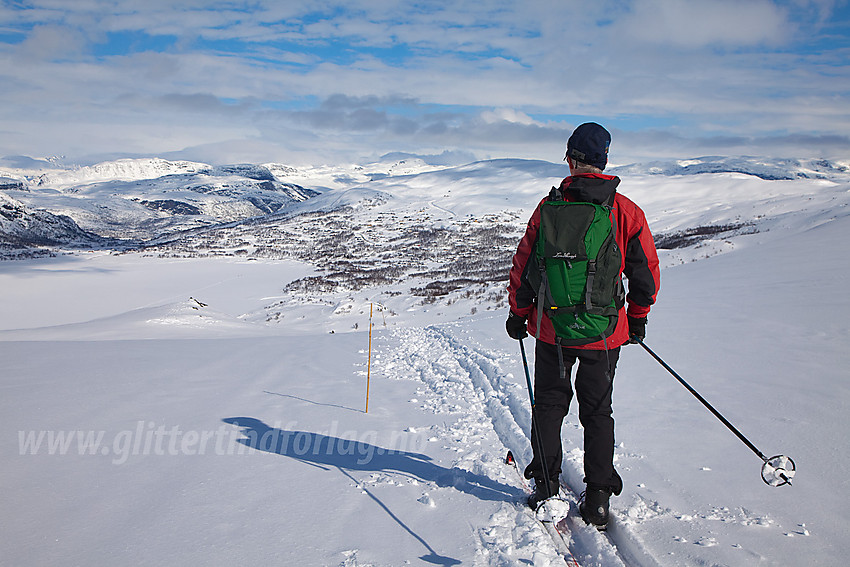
[519, 339, 554, 498]
[365, 303, 373, 413]
[635, 337, 795, 486]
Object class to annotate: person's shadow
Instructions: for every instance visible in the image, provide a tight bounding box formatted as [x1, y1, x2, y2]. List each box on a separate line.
[222, 417, 523, 565]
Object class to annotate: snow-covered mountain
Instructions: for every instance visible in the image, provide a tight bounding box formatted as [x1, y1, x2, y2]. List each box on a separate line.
[1, 158, 319, 243]
[0, 192, 105, 257]
[0, 176, 25, 191]
[32, 158, 214, 188]
[608, 155, 849, 180]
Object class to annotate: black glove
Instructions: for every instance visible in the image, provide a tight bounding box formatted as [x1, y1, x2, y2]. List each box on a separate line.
[505, 312, 528, 340]
[627, 316, 647, 344]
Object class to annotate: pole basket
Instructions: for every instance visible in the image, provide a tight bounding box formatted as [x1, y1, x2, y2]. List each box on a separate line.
[761, 455, 796, 487]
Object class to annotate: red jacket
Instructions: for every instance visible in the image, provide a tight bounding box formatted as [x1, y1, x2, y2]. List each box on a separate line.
[508, 173, 660, 349]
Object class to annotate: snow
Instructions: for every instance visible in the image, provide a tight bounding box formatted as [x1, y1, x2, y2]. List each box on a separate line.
[1, 156, 849, 565]
[32, 158, 214, 189]
[3, 158, 318, 242]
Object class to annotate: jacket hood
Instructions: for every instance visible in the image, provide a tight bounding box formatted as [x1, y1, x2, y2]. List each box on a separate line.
[559, 173, 620, 205]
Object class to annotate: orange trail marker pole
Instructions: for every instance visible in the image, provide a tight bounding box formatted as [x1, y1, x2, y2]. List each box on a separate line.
[365, 303, 373, 413]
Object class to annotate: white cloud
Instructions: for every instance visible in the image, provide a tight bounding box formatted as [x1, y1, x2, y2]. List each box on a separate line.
[616, 0, 791, 48]
[0, 1, 847, 164]
[13, 24, 88, 61]
[480, 108, 537, 126]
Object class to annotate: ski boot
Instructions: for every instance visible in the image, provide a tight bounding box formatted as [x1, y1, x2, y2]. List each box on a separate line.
[579, 487, 611, 529]
[527, 478, 559, 511]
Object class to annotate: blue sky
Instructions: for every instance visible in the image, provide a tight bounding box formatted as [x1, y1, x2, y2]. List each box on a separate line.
[0, 0, 848, 165]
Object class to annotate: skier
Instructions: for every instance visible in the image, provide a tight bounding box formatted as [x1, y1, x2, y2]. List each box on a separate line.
[506, 122, 660, 527]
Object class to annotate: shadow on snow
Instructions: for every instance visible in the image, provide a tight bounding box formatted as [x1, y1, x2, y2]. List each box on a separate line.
[223, 416, 523, 566]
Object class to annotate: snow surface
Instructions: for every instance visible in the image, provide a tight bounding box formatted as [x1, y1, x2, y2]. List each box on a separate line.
[1, 157, 849, 566]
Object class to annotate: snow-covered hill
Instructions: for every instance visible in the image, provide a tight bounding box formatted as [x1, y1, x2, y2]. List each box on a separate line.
[608, 155, 849, 180]
[1, 154, 849, 565]
[0, 192, 105, 257]
[32, 158, 214, 188]
[0, 176, 25, 191]
[1, 158, 319, 243]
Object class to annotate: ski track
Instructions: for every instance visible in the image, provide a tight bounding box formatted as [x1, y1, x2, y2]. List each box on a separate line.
[380, 324, 662, 566]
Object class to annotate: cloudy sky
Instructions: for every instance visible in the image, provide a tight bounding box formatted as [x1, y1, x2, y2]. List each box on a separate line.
[1, 0, 848, 166]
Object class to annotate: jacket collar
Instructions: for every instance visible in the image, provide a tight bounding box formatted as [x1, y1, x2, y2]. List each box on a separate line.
[558, 173, 620, 205]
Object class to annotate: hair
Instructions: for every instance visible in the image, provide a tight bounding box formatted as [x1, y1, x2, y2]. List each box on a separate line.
[570, 158, 604, 174]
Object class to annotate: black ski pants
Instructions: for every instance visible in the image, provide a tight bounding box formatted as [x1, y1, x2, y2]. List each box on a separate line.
[524, 339, 621, 492]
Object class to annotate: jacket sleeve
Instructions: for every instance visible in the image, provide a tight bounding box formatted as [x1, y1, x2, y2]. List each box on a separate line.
[622, 207, 660, 318]
[508, 200, 544, 317]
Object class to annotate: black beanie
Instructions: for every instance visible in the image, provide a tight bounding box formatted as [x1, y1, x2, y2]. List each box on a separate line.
[566, 122, 611, 170]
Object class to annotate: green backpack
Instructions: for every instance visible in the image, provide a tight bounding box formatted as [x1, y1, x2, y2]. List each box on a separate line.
[527, 188, 624, 346]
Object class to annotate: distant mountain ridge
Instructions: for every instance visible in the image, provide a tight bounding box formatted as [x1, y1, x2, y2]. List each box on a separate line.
[0, 158, 320, 246]
[608, 156, 849, 180]
[33, 158, 213, 188]
[1, 154, 848, 260]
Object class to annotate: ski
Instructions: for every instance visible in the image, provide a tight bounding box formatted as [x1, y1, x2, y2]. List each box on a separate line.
[557, 478, 640, 567]
[506, 451, 581, 566]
